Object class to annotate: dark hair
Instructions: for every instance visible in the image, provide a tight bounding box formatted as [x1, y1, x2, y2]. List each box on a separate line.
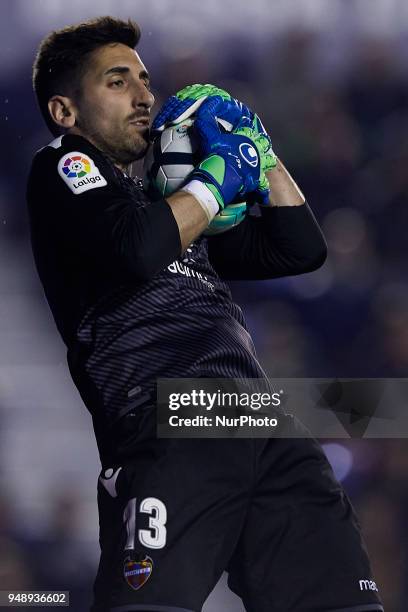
[32, 16, 141, 135]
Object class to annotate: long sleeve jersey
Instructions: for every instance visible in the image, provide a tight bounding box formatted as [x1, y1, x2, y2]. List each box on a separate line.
[27, 133, 327, 463]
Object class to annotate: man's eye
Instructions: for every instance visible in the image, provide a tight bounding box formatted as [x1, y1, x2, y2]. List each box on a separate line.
[110, 79, 124, 87]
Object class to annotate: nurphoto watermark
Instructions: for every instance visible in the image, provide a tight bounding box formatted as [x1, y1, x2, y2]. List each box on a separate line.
[157, 378, 408, 439]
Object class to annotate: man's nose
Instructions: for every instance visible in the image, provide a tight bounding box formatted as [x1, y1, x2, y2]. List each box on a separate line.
[132, 81, 155, 110]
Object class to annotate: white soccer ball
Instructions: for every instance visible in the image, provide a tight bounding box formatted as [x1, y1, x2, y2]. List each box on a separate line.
[143, 118, 247, 235]
[143, 118, 198, 197]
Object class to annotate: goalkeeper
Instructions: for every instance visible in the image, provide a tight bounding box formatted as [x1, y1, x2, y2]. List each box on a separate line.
[27, 16, 383, 612]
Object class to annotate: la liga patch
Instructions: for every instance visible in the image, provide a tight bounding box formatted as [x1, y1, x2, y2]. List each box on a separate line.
[57, 151, 107, 194]
[123, 555, 153, 590]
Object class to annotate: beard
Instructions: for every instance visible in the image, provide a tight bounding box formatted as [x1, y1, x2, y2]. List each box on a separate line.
[76, 111, 150, 166]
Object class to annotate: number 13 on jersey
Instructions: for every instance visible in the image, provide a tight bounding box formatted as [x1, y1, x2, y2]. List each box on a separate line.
[123, 497, 167, 550]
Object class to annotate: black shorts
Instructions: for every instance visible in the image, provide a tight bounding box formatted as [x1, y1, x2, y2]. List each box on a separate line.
[91, 409, 383, 612]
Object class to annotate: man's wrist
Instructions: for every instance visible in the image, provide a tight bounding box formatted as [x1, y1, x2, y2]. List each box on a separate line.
[266, 162, 305, 207]
[181, 180, 220, 222]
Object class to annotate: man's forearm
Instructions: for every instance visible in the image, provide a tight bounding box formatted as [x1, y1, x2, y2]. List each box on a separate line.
[266, 158, 305, 207]
[166, 157, 306, 252]
[166, 190, 209, 252]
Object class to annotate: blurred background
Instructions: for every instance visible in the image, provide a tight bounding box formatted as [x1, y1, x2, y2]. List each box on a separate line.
[1, 0, 408, 609]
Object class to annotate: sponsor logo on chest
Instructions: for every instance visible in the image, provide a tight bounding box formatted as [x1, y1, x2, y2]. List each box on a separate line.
[167, 260, 215, 291]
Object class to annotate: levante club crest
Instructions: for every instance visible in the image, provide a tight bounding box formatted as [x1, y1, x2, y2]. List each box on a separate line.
[123, 555, 153, 590]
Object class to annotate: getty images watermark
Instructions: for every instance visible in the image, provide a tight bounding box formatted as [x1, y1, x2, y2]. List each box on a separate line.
[158, 378, 288, 438]
[168, 388, 281, 430]
[157, 378, 408, 438]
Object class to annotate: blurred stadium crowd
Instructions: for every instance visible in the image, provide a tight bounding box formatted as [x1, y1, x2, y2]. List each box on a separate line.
[0, 2, 407, 610]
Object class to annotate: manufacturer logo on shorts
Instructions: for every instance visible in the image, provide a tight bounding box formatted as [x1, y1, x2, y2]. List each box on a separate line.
[239, 142, 258, 167]
[124, 555, 153, 590]
[359, 579, 378, 591]
[99, 467, 122, 498]
[57, 151, 107, 194]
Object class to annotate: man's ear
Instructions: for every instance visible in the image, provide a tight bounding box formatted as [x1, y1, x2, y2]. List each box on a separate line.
[48, 95, 77, 131]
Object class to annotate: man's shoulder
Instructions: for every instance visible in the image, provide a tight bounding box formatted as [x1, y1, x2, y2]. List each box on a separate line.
[33, 133, 107, 168]
[28, 133, 115, 198]
[35, 133, 99, 155]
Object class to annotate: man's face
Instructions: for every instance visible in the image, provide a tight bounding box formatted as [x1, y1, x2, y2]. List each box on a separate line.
[73, 43, 155, 165]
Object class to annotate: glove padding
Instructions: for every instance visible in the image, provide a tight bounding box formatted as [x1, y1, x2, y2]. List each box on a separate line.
[152, 83, 277, 205]
[153, 84, 235, 130]
[190, 117, 273, 210]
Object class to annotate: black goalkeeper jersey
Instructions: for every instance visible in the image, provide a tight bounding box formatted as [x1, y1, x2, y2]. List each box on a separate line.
[27, 133, 326, 463]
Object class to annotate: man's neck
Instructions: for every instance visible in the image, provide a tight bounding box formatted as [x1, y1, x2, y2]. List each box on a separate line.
[67, 126, 130, 175]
